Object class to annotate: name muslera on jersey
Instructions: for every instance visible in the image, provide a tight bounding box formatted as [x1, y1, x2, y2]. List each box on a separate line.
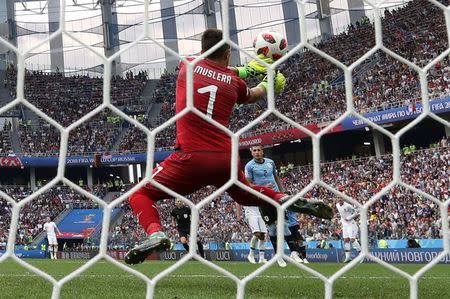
[194, 65, 232, 84]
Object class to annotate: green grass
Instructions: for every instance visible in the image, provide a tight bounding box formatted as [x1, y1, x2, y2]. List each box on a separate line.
[0, 259, 449, 298]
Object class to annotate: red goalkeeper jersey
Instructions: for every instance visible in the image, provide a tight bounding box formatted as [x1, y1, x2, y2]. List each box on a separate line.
[175, 58, 250, 152]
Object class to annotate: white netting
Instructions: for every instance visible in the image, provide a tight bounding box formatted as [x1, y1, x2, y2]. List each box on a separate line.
[0, 0, 449, 298]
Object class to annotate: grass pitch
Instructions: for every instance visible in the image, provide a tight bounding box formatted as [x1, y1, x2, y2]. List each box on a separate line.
[0, 259, 449, 298]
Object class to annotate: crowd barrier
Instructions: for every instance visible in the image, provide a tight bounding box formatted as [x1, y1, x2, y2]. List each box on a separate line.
[206, 239, 444, 250]
[4, 248, 449, 264]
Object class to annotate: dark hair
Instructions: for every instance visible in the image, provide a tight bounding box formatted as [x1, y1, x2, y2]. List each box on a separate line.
[250, 145, 263, 150]
[201, 28, 230, 59]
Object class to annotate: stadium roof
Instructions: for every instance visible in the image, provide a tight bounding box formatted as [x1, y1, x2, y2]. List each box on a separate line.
[6, 0, 411, 77]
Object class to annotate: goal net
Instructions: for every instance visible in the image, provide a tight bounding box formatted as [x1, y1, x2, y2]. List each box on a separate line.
[0, 0, 449, 298]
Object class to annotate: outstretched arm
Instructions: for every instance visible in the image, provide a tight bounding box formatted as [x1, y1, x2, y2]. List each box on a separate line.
[245, 85, 268, 104]
[229, 54, 273, 80]
[239, 72, 286, 104]
[232, 55, 286, 104]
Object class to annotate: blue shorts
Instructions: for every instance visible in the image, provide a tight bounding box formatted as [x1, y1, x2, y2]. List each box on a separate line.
[267, 221, 291, 237]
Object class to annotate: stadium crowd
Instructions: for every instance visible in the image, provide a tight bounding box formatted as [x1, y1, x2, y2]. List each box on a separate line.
[118, 72, 177, 153]
[273, 137, 447, 243]
[0, 138, 446, 249]
[236, 0, 448, 133]
[0, 129, 12, 156]
[118, 0, 450, 145]
[117, 0, 450, 142]
[0, 185, 106, 249]
[0, 187, 64, 247]
[109, 137, 448, 248]
[0, 0, 447, 156]
[6, 68, 148, 127]
[5, 67, 148, 155]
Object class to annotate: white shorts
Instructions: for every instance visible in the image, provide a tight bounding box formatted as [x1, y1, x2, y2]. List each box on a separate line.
[342, 223, 358, 239]
[246, 215, 267, 234]
[47, 235, 58, 246]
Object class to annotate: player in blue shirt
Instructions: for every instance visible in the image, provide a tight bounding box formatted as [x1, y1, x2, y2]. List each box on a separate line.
[245, 145, 305, 266]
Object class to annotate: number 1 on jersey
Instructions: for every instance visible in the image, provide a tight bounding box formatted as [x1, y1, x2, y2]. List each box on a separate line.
[197, 85, 218, 118]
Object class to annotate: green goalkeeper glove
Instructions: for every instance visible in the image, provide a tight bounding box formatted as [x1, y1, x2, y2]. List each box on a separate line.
[236, 54, 274, 79]
[258, 71, 286, 94]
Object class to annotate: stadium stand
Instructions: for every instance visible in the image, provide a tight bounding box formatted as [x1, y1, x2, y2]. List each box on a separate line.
[109, 137, 448, 248]
[5, 66, 148, 155]
[1, 0, 449, 298]
[0, 185, 107, 247]
[0, 128, 12, 155]
[0, 138, 446, 248]
[113, 0, 449, 145]
[1, 0, 447, 155]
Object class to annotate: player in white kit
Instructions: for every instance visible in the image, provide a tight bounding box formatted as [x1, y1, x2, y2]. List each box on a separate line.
[336, 199, 361, 263]
[43, 217, 61, 260]
[236, 204, 268, 264]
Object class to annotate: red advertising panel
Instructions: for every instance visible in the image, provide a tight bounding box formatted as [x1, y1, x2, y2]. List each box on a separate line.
[0, 156, 23, 168]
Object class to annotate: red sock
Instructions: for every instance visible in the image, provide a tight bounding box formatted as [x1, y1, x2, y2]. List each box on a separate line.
[228, 184, 285, 206]
[252, 185, 285, 202]
[129, 188, 162, 235]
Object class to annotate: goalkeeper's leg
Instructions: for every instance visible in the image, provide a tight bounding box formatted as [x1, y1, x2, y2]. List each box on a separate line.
[229, 170, 332, 220]
[126, 188, 171, 265]
[126, 154, 206, 264]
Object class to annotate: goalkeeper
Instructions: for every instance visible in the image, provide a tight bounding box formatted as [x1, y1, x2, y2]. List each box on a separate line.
[125, 29, 332, 265]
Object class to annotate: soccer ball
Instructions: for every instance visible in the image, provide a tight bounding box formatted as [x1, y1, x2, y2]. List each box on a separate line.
[253, 31, 288, 60]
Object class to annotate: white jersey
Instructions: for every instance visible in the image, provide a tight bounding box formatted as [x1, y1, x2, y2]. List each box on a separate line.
[43, 222, 58, 237]
[336, 202, 358, 225]
[243, 206, 262, 218]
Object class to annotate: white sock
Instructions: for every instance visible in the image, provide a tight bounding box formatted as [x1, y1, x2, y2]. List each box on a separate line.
[258, 239, 265, 251]
[249, 236, 258, 255]
[259, 240, 265, 260]
[344, 242, 351, 259]
[259, 251, 265, 260]
[352, 240, 361, 252]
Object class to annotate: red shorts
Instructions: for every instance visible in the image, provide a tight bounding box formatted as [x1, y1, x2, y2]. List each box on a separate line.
[139, 151, 277, 206]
